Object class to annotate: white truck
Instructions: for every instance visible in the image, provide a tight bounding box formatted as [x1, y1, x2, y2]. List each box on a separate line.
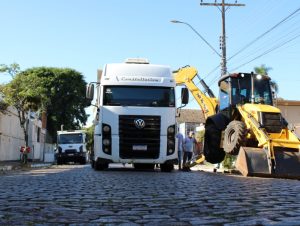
[86, 58, 188, 172]
[56, 130, 87, 164]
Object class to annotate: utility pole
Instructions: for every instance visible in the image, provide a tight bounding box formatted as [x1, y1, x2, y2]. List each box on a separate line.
[200, 0, 245, 76]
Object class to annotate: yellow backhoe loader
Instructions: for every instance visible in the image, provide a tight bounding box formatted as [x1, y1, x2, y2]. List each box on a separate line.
[174, 66, 300, 179]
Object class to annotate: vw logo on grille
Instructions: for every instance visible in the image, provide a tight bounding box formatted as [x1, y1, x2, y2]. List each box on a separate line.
[134, 118, 145, 129]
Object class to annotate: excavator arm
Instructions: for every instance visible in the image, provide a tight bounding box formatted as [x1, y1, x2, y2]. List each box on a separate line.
[173, 66, 218, 119]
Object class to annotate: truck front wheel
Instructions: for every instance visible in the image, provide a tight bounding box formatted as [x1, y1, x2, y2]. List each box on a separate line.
[80, 157, 87, 165]
[160, 163, 174, 172]
[57, 157, 63, 165]
[94, 161, 109, 171]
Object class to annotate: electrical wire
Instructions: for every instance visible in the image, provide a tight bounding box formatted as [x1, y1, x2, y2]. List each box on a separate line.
[230, 33, 300, 72]
[228, 6, 300, 61]
[200, 5, 300, 89]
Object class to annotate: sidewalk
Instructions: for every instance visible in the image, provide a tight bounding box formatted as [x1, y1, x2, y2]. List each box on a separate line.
[0, 161, 53, 173]
[192, 163, 241, 176]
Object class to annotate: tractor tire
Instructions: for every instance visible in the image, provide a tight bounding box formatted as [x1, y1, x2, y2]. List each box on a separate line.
[223, 120, 246, 155]
[203, 123, 225, 164]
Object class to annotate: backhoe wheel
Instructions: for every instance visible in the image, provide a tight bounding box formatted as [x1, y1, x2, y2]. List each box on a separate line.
[224, 120, 246, 155]
[204, 123, 225, 164]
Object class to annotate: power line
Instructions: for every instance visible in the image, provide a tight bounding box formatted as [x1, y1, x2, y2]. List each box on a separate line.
[228, 6, 300, 61]
[202, 6, 300, 88]
[228, 23, 300, 69]
[230, 33, 300, 72]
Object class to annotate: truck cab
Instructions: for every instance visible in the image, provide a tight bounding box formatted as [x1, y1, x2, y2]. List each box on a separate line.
[56, 130, 87, 165]
[86, 58, 178, 171]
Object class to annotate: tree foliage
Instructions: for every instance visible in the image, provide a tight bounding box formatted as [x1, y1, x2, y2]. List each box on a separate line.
[1, 65, 89, 144]
[0, 64, 46, 145]
[254, 64, 272, 75]
[20, 67, 90, 141]
[254, 64, 278, 93]
[84, 125, 94, 152]
[0, 63, 20, 78]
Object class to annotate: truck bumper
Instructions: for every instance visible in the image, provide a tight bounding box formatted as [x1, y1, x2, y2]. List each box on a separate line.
[56, 152, 86, 162]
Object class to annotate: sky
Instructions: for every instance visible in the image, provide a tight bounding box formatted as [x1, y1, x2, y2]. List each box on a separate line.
[1, 0, 300, 125]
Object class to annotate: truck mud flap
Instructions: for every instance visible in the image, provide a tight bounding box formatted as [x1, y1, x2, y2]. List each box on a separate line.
[235, 146, 300, 179]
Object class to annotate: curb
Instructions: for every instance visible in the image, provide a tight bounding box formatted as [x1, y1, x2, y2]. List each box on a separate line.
[0, 162, 53, 173]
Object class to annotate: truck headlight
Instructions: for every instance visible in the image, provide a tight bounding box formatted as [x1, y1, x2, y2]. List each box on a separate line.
[168, 140, 175, 147]
[167, 125, 175, 156]
[167, 126, 175, 134]
[102, 123, 112, 155]
[103, 125, 110, 133]
[103, 139, 110, 146]
[168, 148, 174, 154]
[104, 147, 110, 153]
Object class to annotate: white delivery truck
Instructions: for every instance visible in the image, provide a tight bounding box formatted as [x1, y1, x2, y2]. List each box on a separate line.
[86, 58, 188, 172]
[56, 130, 87, 164]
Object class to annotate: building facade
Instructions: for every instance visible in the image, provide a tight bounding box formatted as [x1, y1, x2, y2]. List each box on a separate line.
[0, 106, 54, 162]
[276, 99, 300, 137]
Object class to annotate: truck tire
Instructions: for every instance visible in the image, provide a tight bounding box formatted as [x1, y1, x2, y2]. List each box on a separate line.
[91, 160, 95, 169]
[57, 158, 63, 165]
[224, 121, 246, 155]
[133, 163, 155, 170]
[94, 161, 109, 171]
[203, 122, 225, 164]
[160, 163, 174, 172]
[80, 158, 87, 165]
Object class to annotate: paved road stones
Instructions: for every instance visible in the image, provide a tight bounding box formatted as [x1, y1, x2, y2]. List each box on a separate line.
[0, 165, 299, 225]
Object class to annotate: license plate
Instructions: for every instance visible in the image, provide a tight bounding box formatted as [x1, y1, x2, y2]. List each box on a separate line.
[133, 145, 147, 151]
[67, 154, 74, 156]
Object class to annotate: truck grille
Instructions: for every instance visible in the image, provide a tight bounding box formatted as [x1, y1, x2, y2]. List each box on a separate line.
[260, 112, 283, 133]
[119, 115, 161, 159]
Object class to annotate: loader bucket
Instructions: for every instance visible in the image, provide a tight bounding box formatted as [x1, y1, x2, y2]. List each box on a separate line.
[235, 146, 300, 179]
[235, 147, 270, 177]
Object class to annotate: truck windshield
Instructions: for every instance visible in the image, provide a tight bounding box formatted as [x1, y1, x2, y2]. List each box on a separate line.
[103, 86, 175, 107]
[58, 134, 83, 144]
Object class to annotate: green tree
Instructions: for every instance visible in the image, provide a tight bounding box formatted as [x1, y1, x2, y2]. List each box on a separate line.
[20, 67, 90, 141]
[1, 65, 89, 144]
[254, 64, 272, 75]
[0, 63, 20, 78]
[254, 64, 278, 93]
[0, 65, 47, 146]
[84, 125, 94, 152]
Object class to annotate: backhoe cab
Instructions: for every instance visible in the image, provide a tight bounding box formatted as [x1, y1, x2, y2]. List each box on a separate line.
[218, 72, 273, 116]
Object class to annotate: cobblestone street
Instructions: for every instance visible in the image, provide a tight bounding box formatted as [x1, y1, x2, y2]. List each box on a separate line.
[0, 164, 299, 225]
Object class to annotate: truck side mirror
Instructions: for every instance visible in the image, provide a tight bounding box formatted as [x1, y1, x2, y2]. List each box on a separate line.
[86, 83, 94, 101]
[181, 88, 189, 105]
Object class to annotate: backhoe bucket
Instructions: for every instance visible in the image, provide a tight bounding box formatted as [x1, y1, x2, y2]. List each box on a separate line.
[235, 147, 300, 179]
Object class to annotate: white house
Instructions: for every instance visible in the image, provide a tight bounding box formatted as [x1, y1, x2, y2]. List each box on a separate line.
[0, 105, 54, 162]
